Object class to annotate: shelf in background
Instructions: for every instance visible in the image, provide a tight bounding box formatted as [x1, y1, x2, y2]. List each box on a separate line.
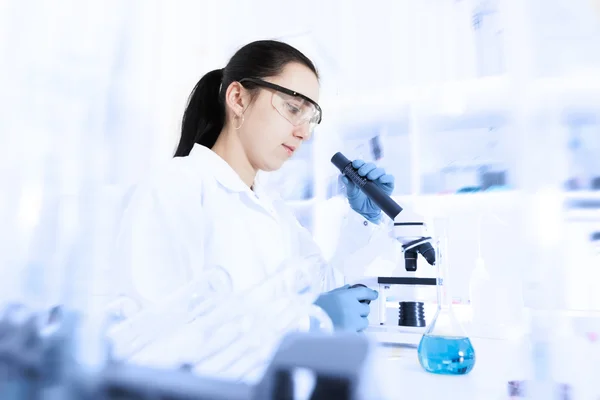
[564, 191, 600, 221]
[529, 74, 600, 108]
[327, 75, 510, 111]
[326, 73, 600, 133]
[395, 191, 600, 203]
[422, 112, 510, 131]
[392, 191, 517, 204]
[416, 75, 512, 117]
[565, 209, 600, 220]
[286, 193, 518, 211]
[564, 191, 600, 201]
[290, 192, 600, 210]
[565, 191, 600, 209]
[389, 191, 600, 221]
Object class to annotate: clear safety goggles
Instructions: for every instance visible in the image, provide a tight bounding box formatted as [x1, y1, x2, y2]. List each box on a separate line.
[239, 78, 322, 132]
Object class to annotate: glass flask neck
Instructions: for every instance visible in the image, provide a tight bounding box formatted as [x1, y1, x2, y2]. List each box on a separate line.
[435, 235, 452, 310]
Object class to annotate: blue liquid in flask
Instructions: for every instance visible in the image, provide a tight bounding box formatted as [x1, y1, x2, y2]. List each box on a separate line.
[417, 335, 476, 375]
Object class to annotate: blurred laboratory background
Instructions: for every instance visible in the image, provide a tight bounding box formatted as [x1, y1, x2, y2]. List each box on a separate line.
[1, 0, 600, 398]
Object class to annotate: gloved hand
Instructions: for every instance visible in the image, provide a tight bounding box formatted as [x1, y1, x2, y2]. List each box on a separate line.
[341, 160, 395, 224]
[314, 284, 378, 332]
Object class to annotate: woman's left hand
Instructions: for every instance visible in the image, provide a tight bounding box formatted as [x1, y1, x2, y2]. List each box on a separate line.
[341, 160, 395, 224]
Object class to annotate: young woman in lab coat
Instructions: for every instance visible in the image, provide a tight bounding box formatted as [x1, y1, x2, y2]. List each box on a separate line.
[116, 40, 396, 362]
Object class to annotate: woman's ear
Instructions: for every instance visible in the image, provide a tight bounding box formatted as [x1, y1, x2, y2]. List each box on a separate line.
[224, 81, 249, 117]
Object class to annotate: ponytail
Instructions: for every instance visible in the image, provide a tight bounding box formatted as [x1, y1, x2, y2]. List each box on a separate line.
[174, 68, 224, 157]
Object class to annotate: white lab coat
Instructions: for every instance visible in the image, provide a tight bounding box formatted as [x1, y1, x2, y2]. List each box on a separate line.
[110, 144, 393, 373]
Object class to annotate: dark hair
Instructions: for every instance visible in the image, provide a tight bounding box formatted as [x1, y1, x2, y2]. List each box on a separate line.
[174, 40, 319, 157]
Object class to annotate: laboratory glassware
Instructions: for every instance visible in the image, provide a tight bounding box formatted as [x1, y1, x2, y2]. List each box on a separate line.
[417, 233, 476, 375]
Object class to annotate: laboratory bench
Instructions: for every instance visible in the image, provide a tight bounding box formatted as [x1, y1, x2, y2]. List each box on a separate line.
[371, 337, 522, 399]
[369, 332, 600, 399]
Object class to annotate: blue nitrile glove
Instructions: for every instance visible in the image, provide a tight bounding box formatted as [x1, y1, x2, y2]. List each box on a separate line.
[341, 159, 395, 224]
[314, 284, 379, 332]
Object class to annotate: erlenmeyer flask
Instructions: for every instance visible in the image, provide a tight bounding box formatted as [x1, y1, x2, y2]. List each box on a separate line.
[417, 232, 476, 375]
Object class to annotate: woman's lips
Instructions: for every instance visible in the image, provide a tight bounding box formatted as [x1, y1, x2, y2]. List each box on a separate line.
[282, 144, 296, 155]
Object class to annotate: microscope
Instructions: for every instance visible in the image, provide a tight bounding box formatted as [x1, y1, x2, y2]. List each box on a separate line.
[331, 153, 438, 345]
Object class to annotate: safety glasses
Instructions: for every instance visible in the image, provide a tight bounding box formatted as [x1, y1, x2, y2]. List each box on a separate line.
[239, 78, 322, 132]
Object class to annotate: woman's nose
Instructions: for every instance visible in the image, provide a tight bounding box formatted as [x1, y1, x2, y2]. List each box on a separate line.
[293, 123, 311, 140]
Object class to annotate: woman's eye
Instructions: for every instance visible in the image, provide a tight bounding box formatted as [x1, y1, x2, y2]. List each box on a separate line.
[286, 103, 301, 114]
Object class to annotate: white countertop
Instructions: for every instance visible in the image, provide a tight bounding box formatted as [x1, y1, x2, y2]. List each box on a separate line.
[361, 308, 600, 399]
[369, 338, 520, 399]
[367, 333, 600, 400]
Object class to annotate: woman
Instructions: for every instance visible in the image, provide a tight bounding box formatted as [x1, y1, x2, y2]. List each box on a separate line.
[115, 40, 396, 365]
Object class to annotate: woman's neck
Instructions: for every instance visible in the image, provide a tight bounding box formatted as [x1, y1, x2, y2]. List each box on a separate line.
[211, 130, 257, 189]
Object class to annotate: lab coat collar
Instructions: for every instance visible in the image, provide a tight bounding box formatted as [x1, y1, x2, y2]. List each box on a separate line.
[189, 144, 283, 226]
[189, 144, 255, 194]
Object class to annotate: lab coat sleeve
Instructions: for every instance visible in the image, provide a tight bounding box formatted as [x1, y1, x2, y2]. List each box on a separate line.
[291, 202, 398, 292]
[115, 174, 202, 303]
[328, 208, 399, 283]
[291, 217, 337, 293]
[110, 166, 207, 368]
